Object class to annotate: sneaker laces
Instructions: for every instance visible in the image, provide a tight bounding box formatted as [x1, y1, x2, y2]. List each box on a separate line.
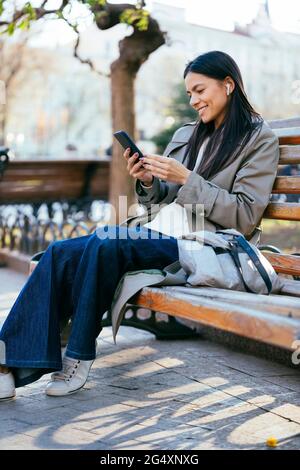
[53, 357, 80, 382]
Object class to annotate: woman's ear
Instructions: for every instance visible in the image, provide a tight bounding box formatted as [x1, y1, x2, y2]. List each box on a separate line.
[225, 77, 235, 95]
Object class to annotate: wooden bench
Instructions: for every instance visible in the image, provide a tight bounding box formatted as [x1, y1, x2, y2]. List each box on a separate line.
[29, 119, 300, 354]
[0, 158, 110, 207]
[127, 119, 300, 353]
[0, 157, 111, 270]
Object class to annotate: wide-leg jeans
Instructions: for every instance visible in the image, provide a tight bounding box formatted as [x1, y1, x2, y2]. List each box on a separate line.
[0, 226, 178, 387]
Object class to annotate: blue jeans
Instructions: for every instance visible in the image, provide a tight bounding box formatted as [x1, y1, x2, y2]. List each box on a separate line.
[0, 226, 178, 387]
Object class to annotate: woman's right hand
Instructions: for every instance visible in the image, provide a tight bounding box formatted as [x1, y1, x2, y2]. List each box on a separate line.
[123, 148, 154, 186]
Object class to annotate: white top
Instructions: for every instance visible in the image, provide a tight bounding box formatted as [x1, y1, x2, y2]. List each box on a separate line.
[143, 137, 209, 238]
[194, 136, 209, 172]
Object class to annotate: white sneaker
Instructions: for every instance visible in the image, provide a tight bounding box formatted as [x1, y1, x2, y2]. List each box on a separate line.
[0, 371, 16, 402]
[45, 356, 94, 397]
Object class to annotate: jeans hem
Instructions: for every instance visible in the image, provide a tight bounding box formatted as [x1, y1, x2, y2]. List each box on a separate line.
[65, 348, 96, 361]
[14, 369, 56, 388]
[3, 360, 62, 368]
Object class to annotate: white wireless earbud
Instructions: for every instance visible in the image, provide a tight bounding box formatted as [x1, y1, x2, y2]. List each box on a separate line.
[226, 84, 230, 96]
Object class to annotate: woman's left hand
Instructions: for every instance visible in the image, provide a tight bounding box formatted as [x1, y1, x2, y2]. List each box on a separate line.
[141, 154, 191, 185]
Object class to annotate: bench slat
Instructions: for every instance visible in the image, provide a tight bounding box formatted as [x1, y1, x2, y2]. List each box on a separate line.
[133, 287, 300, 350]
[263, 202, 300, 221]
[262, 252, 300, 275]
[273, 176, 300, 193]
[279, 145, 300, 164]
[269, 118, 300, 129]
[0, 160, 110, 203]
[279, 136, 300, 145]
[274, 127, 300, 145]
[161, 286, 300, 318]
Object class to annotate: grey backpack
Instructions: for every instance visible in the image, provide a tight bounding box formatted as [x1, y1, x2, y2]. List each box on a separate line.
[178, 229, 283, 295]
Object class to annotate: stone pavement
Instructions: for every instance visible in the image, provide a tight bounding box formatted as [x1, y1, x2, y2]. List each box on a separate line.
[0, 267, 300, 450]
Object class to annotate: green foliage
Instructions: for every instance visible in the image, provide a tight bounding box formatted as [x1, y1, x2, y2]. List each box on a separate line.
[152, 83, 198, 153]
[84, 0, 106, 7]
[1, 1, 37, 35]
[152, 124, 179, 155]
[5, 2, 36, 34]
[120, 8, 150, 31]
[56, 10, 64, 20]
[7, 22, 15, 36]
[0, 1, 151, 35]
[169, 83, 197, 122]
[24, 2, 37, 21]
[19, 19, 30, 31]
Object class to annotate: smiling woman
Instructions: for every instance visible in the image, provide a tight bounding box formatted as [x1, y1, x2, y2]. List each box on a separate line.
[0, 50, 279, 402]
[185, 74, 234, 129]
[181, 51, 263, 179]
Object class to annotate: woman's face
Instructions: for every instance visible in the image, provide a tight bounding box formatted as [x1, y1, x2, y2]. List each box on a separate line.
[185, 72, 233, 129]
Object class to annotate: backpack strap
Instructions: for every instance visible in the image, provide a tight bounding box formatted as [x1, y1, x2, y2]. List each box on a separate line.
[229, 236, 272, 294]
[228, 241, 256, 294]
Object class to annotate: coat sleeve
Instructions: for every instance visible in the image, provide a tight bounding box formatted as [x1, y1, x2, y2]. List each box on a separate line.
[135, 176, 169, 209]
[175, 126, 280, 236]
[134, 134, 182, 208]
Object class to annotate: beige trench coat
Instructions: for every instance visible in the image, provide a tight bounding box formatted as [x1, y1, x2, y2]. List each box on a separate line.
[110, 120, 280, 340]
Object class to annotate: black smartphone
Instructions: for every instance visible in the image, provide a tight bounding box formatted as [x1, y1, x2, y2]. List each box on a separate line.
[113, 130, 144, 159]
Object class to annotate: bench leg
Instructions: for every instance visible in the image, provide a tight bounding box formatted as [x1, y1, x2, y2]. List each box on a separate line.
[58, 305, 200, 345]
[59, 307, 200, 346]
[101, 305, 199, 340]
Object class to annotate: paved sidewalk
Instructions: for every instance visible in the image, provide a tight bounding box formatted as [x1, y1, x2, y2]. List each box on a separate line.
[0, 267, 300, 450]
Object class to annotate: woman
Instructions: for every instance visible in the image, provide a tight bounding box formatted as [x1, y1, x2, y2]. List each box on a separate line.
[0, 51, 279, 401]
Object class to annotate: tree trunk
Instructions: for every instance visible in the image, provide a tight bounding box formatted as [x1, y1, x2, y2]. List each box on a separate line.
[109, 60, 137, 224]
[107, 10, 166, 224]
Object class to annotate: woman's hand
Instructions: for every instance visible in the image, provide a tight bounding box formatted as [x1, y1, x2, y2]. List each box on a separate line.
[141, 154, 191, 185]
[123, 148, 153, 186]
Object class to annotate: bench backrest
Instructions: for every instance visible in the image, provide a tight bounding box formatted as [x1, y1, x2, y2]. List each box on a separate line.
[262, 119, 300, 276]
[0, 159, 110, 204]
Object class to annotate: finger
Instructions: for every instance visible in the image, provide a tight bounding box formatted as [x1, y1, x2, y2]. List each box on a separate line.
[129, 159, 144, 175]
[142, 158, 168, 169]
[123, 147, 131, 160]
[133, 171, 149, 179]
[150, 170, 168, 180]
[131, 159, 144, 173]
[128, 153, 140, 163]
[127, 153, 139, 169]
[143, 155, 168, 164]
[142, 162, 167, 174]
[132, 167, 151, 179]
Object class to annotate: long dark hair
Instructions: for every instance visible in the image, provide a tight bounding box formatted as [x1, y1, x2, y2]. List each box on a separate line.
[183, 51, 263, 179]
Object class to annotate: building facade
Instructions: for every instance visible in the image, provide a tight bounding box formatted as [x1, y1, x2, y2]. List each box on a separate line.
[3, 1, 300, 157]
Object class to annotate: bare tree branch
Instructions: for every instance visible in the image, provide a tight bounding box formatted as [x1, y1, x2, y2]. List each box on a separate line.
[0, 1, 110, 77]
[0, 0, 166, 101]
[73, 33, 110, 78]
[4, 38, 28, 90]
[0, 0, 69, 27]
[61, 16, 110, 78]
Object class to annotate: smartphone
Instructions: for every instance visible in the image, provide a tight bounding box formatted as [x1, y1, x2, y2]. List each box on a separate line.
[113, 130, 144, 159]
